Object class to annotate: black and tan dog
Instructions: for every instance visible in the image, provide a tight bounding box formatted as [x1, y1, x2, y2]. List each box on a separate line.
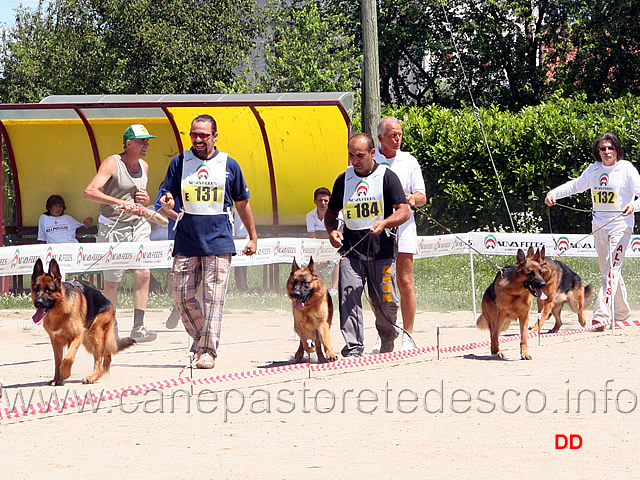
[529, 246, 593, 333]
[477, 247, 547, 360]
[287, 257, 338, 363]
[31, 258, 135, 385]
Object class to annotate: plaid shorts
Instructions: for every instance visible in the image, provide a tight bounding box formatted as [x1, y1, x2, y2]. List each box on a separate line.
[97, 220, 151, 282]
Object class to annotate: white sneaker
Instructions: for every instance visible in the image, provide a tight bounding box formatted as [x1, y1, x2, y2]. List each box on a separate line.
[401, 333, 415, 351]
[196, 353, 215, 369]
[371, 336, 382, 354]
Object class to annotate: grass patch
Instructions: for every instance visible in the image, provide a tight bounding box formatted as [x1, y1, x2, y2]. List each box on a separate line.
[0, 292, 33, 309]
[416, 253, 640, 312]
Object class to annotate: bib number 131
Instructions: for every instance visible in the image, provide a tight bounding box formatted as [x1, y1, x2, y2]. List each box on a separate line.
[184, 185, 222, 203]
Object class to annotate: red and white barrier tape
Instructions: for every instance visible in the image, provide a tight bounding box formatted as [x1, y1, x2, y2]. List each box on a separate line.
[0, 377, 190, 421]
[1, 319, 636, 422]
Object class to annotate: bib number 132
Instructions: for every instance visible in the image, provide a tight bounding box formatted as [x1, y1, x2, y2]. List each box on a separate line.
[592, 190, 617, 205]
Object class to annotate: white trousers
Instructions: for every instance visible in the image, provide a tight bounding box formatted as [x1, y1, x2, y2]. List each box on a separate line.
[592, 227, 631, 322]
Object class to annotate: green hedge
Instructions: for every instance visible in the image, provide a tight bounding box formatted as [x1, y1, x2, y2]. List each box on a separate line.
[384, 94, 640, 235]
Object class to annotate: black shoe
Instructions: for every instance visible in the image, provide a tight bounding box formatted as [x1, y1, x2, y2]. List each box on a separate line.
[342, 348, 364, 358]
[165, 308, 181, 329]
[380, 339, 395, 353]
[130, 326, 158, 343]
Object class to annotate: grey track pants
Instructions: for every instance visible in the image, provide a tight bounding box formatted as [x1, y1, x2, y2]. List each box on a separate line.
[338, 255, 399, 356]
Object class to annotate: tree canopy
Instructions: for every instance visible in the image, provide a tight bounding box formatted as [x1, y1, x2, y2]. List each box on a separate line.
[0, 0, 266, 102]
[317, 0, 640, 109]
[259, 1, 361, 94]
[0, 0, 639, 109]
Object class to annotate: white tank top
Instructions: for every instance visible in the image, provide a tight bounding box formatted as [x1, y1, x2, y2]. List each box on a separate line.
[342, 165, 386, 230]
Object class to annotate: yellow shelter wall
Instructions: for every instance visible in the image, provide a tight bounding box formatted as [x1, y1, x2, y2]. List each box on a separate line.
[2, 104, 350, 228]
[166, 107, 274, 225]
[4, 119, 98, 226]
[256, 105, 349, 225]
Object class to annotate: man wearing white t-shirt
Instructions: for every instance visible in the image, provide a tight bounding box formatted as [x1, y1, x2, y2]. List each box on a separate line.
[306, 187, 332, 238]
[372, 117, 426, 352]
[38, 194, 93, 244]
[306, 187, 339, 293]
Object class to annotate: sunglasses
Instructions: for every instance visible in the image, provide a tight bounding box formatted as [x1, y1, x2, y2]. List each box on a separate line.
[599, 146, 615, 152]
[190, 132, 212, 140]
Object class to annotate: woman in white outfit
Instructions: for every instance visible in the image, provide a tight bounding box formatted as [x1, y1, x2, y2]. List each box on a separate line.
[545, 133, 640, 330]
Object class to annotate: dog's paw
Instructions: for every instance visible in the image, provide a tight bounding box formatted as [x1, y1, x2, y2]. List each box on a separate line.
[81, 377, 96, 384]
[49, 379, 64, 386]
[521, 354, 532, 360]
[326, 354, 338, 362]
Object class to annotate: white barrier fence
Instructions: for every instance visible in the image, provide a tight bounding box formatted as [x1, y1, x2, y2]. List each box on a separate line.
[3, 232, 640, 277]
[4, 231, 639, 316]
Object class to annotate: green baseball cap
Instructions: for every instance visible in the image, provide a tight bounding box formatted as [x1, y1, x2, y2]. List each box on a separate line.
[123, 124, 157, 144]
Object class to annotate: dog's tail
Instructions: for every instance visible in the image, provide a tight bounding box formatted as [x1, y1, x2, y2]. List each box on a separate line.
[477, 314, 489, 330]
[117, 337, 136, 351]
[584, 284, 593, 306]
[105, 331, 136, 354]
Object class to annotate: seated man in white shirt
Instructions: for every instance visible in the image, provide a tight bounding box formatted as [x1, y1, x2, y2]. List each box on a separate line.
[306, 187, 339, 294]
[38, 194, 93, 244]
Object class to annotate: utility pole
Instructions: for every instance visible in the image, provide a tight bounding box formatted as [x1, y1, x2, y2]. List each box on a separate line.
[361, 0, 380, 138]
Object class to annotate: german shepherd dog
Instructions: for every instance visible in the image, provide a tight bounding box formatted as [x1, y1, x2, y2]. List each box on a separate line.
[477, 247, 546, 360]
[287, 257, 338, 363]
[31, 258, 135, 385]
[530, 246, 593, 333]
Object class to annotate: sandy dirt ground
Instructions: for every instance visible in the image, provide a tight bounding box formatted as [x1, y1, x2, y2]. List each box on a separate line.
[1, 305, 639, 479]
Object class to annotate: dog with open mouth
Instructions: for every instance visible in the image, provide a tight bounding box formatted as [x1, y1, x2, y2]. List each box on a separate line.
[477, 246, 547, 359]
[287, 257, 338, 363]
[530, 246, 593, 333]
[31, 258, 135, 385]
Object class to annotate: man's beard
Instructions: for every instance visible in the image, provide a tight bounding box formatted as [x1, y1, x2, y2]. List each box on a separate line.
[193, 146, 209, 160]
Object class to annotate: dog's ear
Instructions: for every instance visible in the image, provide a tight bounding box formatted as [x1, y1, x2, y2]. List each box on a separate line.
[532, 247, 543, 262]
[32, 258, 44, 280]
[516, 248, 525, 264]
[527, 246, 535, 257]
[307, 256, 315, 273]
[48, 258, 62, 280]
[291, 258, 300, 273]
[539, 245, 546, 260]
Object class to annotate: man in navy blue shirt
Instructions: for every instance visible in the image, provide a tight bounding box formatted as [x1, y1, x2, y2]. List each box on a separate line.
[159, 115, 257, 369]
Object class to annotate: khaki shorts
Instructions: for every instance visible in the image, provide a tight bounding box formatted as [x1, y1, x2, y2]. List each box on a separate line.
[98, 220, 151, 283]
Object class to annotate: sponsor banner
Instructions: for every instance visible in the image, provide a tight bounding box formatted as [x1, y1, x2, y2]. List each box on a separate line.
[469, 232, 640, 258]
[416, 234, 469, 258]
[0, 239, 341, 275]
[2, 232, 636, 276]
[0, 242, 176, 276]
[233, 238, 340, 267]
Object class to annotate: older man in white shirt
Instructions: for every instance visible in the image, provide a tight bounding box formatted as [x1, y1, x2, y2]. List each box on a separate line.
[372, 117, 427, 352]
